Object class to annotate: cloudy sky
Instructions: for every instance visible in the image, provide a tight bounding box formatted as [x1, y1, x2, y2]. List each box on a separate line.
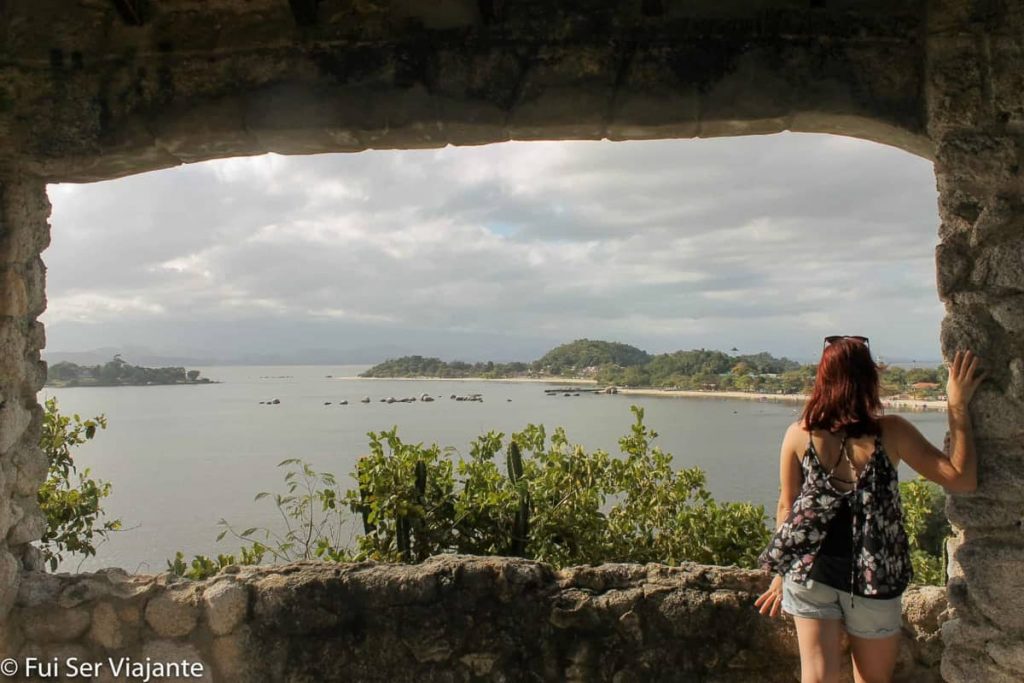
[43, 132, 943, 365]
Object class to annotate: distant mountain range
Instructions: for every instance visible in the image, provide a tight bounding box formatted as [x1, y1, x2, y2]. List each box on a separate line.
[41, 346, 941, 369]
[42, 344, 416, 367]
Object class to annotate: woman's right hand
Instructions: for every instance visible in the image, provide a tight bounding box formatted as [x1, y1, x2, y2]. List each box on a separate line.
[754, 574, 785, 618]
[946, 349, 986, 409]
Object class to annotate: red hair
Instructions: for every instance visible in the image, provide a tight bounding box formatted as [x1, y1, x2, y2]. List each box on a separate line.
[800, 338, 882, 437]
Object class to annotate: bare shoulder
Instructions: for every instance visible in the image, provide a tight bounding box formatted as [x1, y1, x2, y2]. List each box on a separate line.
[878, 414, 911, 464]
[784, 420, 809, 459]
[879, 414, 914, 439]
[785, 419, 808, 442]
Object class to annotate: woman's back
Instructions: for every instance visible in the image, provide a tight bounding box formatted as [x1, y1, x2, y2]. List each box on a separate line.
[802, 416, 900, 494]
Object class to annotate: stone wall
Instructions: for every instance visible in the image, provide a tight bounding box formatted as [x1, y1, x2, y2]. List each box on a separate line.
[0, 0, 931, 182]
[0, 179, 50, 618]
[927, 1, 1024, 681]
[0, 555, 948, 682]
[0, 1, 1022, 680]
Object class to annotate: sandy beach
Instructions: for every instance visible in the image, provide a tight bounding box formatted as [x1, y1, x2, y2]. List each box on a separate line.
[615, 388, 946, 412]
[333, 376, 599, 385]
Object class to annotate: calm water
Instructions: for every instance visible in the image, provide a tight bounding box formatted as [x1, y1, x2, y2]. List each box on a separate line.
[42, 365, 948, 573]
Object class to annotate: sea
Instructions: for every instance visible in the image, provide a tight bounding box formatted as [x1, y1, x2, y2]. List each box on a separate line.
[41, 365, 948, 573]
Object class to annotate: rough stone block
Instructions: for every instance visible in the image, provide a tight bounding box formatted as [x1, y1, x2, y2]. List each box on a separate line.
[971, 236, 1024, 293]
[211, 628, 251, 680]
[18, 544, 44, 573]
[939, 307, 1000, 366]
[955, 538, 1024, 631]
[12, 444, 47, 498]
[935, 241, 970, 300]
[0, 399, 30, 455]
[25, 320, 44, 354]
[0, 550, 20, 618]
[946, 494, 1024, 529]
[6, 496, 44, 546]
[966, 387, 1024, 441]
[990, 295, 1024, 334]
[991, 38, 1024, 129]
[202, 580, 248, 636]
[0, 180, 51, 265]
[15, 571, 61, 609]
[926, 35, 986, 132]
[971, 440, 1024, 501]
[88, 602, 125, 650]
[144, 589, 200, 638]
[968, 194, 1024, 248]
[0, 319, 26, 379]
[941, 641, 1023, 683]
[0, 267, 29, 318]
[935, 132, 1023, 193]
[22, 256, 45, 318]
[21, 605, 91, 642]
[987, 639, 1024, 675]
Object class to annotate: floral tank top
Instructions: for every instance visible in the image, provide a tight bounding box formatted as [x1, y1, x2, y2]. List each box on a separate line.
[757, 427, 913, 604]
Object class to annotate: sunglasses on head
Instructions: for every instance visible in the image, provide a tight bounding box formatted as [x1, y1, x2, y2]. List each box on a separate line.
[824, 335, 869, 349]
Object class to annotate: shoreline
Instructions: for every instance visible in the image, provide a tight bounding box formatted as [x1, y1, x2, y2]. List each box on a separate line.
[333, 376, 600, 385]
[334, 376, 947, 412]
[615, 388, 946, 412]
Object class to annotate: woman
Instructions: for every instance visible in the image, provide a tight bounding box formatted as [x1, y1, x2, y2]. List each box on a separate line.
[753, 337, 985, 683]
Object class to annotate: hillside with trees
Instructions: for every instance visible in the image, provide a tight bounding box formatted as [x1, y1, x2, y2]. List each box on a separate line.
[46, 355, 213, 387]
[359, 340, 804, 389]
[359, 340, 945, 400]
[531, 339, 650, 376]
[359, 355, 530, 379]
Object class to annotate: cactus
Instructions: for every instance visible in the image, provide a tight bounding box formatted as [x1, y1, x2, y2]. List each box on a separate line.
[355, 457, 376, 535]
[506, 440, 524, 483]
[507, 440, 531, 557]
[396, 515, 411, 562]
[410, 459, 428, 561]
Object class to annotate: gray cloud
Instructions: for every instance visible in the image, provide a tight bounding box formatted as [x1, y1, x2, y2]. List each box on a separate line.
[43, 132, 942, 364]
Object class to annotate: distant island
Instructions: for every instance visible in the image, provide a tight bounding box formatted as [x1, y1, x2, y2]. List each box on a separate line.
[360, 339, 947, 401]
[45, 355, 215, 388]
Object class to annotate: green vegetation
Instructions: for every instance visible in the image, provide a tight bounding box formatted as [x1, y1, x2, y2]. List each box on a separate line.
[596, 349, 806, 392]
[880, 364, 949, 401]
[38, 398, 122, 571]
[172, 406, 772, 577]
[46, 354, 213, 387]
[361, 339, 947, 400]
[899, 477, 952, 585]
[169, 406, 949, 587]
[533, 339, 651, 375]
[359, 355, 530, 379]
[37, 398, 949, 586]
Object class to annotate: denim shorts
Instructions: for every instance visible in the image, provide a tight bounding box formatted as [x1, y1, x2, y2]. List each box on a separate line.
[781, 575, 903, 639]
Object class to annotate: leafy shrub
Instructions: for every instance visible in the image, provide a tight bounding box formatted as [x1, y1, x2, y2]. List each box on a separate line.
[176, 405, 773, 574]
[900, 476, 951, 586]
[166, 546, 266, 580]
[38, 397, 122, 571]
[216, 459, 356, 563]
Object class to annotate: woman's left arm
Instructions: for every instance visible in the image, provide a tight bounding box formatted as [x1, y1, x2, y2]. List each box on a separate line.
[756, 423, 804, 618]
[774, 422, 804, 530]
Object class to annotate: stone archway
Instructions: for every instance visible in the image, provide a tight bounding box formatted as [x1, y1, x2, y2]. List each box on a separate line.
[0, 1, 1020, 680]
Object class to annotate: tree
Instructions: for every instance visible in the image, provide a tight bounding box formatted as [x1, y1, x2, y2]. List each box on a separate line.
[38, 398, 122, 571]
[187, 370, 200, 382]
